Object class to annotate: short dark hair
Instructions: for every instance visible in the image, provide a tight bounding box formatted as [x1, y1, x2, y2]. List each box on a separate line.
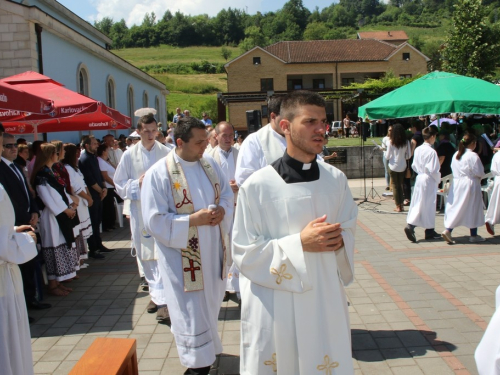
[268, 96, 283, 116]
[17, 138, 26, 144]
[174, 117, 206, 143]
[412, 120, 424, 131]
[280, 91, 325, 121]
[137, 113, 157, 131]
[82, 135, 95, 148]
[0, 122, 4, 133]
[96, 144, 108, 157]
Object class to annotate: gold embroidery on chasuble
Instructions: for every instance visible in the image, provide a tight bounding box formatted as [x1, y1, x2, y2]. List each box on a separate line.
[166, 153, 227, 292]
[264, 353, 277, 372]
[270, 264, 293, 284]
[317, 355, 339, 375]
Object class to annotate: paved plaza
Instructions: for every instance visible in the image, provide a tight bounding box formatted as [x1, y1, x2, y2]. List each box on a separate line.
[29, 178, 500, 375]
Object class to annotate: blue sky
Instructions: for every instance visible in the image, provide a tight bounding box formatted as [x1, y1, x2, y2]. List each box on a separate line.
[58, 0, 335, 27]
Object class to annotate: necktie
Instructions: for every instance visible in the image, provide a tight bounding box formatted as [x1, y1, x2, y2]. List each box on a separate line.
[10, 163, 29, 200]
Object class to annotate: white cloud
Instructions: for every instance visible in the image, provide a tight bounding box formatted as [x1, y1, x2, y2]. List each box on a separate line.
[90, 0, 262, 27]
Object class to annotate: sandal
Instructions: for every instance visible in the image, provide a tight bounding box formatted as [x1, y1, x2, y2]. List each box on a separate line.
[48, 286, 69, 296]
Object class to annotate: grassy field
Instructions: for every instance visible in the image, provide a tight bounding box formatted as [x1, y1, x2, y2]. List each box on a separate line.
[113, 45, 240, 66]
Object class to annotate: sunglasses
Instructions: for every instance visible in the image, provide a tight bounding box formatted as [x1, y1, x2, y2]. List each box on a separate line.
[3, 143, 18, 149]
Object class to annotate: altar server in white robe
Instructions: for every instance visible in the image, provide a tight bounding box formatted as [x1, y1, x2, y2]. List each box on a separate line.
[141, 116, 234, 375]
[442, 133, 486, 243]
[485, 151, 500, 236]
[114, 113, 171, 319]
[207, 121, 240, 300]
[233, 91, 358, 375]
[475, 284, 500, 375]
[0, 126, 38, 375]
[235, 96, 285, 186]
[404, 127, 442, 242]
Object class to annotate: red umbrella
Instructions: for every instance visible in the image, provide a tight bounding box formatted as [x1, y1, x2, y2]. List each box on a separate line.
[0, 71, 131, 136]
[0, 80, 54, 121]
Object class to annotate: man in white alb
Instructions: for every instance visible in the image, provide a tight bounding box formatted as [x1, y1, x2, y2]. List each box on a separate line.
[114, 113, 171, 321]
[233, 91, 358, 375]
[206, 121, 240, 302]
[235, 96, 284, 186]
[141, 116, 234, 375]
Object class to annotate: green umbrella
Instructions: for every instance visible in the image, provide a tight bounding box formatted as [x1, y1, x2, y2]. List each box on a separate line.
[358, 71, 500, 120]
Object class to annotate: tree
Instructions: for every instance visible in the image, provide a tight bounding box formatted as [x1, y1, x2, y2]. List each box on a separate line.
[442, 0, 500, 79]
[303, 22, 329, 40]
[109, 19, 130, 49]
[221, 47, 232, 61]
[94, 17, 114, 37]
[239, 26, 270, 52]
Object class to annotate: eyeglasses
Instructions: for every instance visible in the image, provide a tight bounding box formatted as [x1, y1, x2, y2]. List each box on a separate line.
[3, 143, 18, 149]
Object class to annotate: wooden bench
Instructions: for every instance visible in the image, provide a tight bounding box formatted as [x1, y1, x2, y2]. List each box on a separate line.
[69, 337, 138, 375]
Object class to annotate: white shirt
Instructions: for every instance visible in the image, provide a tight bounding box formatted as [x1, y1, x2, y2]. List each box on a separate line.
[97, 157, 116, 188]
[386, 141, 410, 173]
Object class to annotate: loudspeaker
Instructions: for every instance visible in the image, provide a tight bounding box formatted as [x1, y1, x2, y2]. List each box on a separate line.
[246, 110, 262, 134]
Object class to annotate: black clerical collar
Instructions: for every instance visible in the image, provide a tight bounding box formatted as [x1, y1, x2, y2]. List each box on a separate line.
[271, 151, 319, 184]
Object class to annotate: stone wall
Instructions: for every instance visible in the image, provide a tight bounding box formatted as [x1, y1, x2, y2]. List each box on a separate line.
[0, 7, 38, 78]
[325, 145, 385, 179]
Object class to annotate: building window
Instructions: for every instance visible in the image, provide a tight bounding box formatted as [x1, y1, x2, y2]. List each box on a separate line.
[287, 79, 303, 90]
[313, 79, 325, 89]
[106, 76, 115, 108]
[341, 78, 355, 87]
[127, 85, 134, 119]
[403, 52, 410, 60]
[261, 105, 269, 118]
[253, 57, 261, 65]
[155, 96, 160, 119]
[77, 63, 90, 96]
[143, 91, 149, 108]
[400, 74, 412, 79]
[260, 78, 273, 92]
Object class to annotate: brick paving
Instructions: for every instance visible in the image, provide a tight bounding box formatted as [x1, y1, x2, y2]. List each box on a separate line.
[29, 178, 500, 374]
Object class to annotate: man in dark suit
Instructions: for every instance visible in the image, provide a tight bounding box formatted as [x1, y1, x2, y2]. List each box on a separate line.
[0, 132, 50, 311]
[79, 136, 113, 258]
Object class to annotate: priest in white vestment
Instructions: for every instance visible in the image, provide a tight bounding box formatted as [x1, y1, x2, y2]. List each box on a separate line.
[233, 91, 357, 375]
[485, 151, 500, 236]
[442, 133, 486, 243]
[475, 284, 500, 375]
[141, 117, 234, 375]
[114, 114, 171, 319]
[206, 121, 240, 300]
[0, 127, 38, 375]
[404, 127, 442, 242]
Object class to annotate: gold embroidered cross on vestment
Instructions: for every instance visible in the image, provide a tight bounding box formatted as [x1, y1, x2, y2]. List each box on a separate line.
[264, 353, 277, 372]
[317, 355, 339, 375]
[270, 264, 293, 284]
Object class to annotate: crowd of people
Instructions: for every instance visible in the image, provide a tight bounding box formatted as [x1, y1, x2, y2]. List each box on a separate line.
[375, 115, 500, 244]
[1, 92, 499, 374]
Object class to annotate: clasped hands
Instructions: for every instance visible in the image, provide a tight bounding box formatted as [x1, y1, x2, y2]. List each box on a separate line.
[16, 225, 37, 242]
[189, 206, 225, 227]
[300, 214, 344, 252]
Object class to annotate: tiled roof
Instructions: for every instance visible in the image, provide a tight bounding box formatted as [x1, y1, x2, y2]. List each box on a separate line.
[358, 30, 409, 41]
[264, 40, 399, 63]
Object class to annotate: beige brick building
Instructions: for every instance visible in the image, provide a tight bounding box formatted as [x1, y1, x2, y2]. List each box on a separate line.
[221, 39, 429, 132]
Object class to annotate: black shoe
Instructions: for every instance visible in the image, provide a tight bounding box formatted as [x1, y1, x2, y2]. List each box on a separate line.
[28, 316, 35, 324]
[184, 366, 211, 375]
[404, 225, 417, 243]
[27, 300, 52, 310]
[140, 277, 149, 291]
[99, 246, 115, 253]
[147, 300, 158, 313]
[222, 291, 230, 302]
[425, 231, 442, 240]
[88, 252, 105, 259]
